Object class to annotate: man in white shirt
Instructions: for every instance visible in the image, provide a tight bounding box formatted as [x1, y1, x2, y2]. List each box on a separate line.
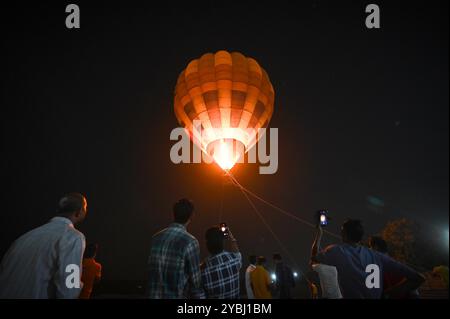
[0, 193, 88, 299]
[245, 255, 257, 299]
[312, 263, 343, 299]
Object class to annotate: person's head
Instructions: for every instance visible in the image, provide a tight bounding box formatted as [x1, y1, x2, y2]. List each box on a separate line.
[341, 219, 364, 244]
[256, 256, 266, 266]
[205, 226, 224, 255]
[368, 236, 388, 254]
[56, 193, 87, 225]
[273, 253, 282, 264]
[84, 243, 98, 259]
[248, 255, 257, 265]
[173, 198, 194, 226]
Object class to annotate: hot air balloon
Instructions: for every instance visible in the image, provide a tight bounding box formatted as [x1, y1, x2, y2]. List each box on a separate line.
[174, 50, 275, 170]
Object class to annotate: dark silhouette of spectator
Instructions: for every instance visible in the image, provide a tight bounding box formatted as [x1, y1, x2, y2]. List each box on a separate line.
[368, 236, 388, 254]
[368, 235, 419, 299]
[272, 253, 295, 299]
[80, 243, 102, 299]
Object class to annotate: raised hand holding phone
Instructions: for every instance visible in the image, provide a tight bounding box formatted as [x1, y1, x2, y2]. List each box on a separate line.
[221, 223, 239, 252]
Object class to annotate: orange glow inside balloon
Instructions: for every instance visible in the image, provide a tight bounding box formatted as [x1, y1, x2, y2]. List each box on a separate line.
[208, 139, 243, 171]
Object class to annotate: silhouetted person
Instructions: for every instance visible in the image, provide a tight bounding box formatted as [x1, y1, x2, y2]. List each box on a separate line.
[368, 235, 419, 298]
[79, 243, 102, 299]
[147, 199, 203, 298]
[311, 219, 425, 298]
[272, 253, 295, 299]
[250, 256, 272, 299]
[368, 236, 388, 254]
[0, 193, 88, 298]
[200, 225, 242, 298]
[309, 282, 319, 299]
[245, 255, 257, 299]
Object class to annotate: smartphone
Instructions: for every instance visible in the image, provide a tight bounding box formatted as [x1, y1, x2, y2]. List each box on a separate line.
[317, 210, 328, 227]
[219, 222, 229, 237]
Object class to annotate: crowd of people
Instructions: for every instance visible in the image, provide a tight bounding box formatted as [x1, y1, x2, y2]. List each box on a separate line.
[0, 193, 446, 299]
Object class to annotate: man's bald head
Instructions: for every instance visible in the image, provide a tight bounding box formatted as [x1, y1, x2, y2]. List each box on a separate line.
[57, 193, 87, 224]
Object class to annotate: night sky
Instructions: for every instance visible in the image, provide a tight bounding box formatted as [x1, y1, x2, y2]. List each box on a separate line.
[1, 1, 448, 281]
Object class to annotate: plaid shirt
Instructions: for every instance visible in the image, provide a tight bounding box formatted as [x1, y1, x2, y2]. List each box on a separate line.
[147, 223, 204, 299]
[201, 251, 242, 299]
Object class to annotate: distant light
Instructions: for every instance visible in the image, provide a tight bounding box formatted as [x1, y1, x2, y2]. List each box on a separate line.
[293, 272, 298, 278]
[271, 273, 276, 281]
[445, 229, 449, 247]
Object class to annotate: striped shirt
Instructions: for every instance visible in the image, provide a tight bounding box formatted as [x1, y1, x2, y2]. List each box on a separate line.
[147, 223, 203, 298]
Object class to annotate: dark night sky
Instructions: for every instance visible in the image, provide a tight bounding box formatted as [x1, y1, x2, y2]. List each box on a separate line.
[1, 1, 448, 280]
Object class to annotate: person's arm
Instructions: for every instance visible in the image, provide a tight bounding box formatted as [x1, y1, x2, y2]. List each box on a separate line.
[185, 239, 205, 299]
[224, 229, 239, 253]
[54, 233, 85, 299]
[225, 229, 243, 275]
[381, 256, 425, 298]
[310, 226, 323, 264]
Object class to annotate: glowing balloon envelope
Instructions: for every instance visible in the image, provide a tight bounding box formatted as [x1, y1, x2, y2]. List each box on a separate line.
[174, 50, 275, 170]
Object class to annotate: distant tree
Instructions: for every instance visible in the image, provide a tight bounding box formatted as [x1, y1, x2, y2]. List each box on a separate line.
[380, 218, 447, 271]
[381, 218, 419, 265]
